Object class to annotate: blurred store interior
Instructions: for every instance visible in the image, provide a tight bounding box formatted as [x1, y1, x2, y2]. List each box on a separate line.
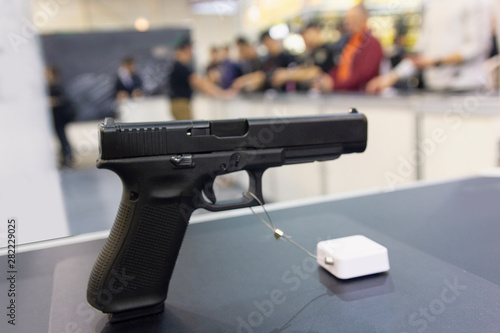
[1, 0, 500, 244]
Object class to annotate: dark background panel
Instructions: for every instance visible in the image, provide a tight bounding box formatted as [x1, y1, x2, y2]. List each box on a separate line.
[41, 28, 190, 120]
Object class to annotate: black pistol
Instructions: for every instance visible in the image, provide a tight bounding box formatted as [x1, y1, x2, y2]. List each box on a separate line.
[87, 111, 368, 322]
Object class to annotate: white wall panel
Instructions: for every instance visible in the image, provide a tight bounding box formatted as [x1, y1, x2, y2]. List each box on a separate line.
[0, 0, 69, 245]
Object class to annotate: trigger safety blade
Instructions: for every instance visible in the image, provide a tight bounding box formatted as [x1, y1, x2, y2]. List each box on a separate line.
[203, 181, 216, 204]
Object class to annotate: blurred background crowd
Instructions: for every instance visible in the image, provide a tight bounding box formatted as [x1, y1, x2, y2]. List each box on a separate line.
[41, 0, 500, 167]
[3, 0, 500, 240]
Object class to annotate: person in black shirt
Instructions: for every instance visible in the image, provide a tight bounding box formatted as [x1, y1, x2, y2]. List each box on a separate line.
[168, 39, 228, 120]
[302, 23, 336, 72]
[231, 31, 295, 92]
[235, 37, 262, 75]
[115, 57, 143, 100]
[270, 23, 344, 91]
[169, 55, 194, 99]
[46, 66, 75, 167]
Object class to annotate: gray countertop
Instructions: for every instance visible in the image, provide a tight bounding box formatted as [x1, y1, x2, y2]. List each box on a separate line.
[1, 176, 500, 332]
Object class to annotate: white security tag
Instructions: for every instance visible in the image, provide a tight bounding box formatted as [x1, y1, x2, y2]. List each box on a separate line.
[317, 235, 390, 279]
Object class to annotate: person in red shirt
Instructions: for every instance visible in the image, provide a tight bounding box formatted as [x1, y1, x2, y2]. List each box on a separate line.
[315, 4, 383, 92]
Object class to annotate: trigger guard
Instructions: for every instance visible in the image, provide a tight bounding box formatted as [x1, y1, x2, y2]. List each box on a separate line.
[194, 169, 266, 212]
[195, 195, 258, 212]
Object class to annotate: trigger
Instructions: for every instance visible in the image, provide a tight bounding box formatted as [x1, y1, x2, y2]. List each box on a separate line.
[203, 181, 216, 204]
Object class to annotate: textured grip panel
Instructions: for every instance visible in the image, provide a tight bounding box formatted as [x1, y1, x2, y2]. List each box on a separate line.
[115, 204, 185, 290]
[88, 202, 133, 295]
[87, 197, 191, 314]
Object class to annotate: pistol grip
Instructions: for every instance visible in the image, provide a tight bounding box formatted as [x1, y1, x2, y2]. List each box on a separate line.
[86, 190, 192, 320]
